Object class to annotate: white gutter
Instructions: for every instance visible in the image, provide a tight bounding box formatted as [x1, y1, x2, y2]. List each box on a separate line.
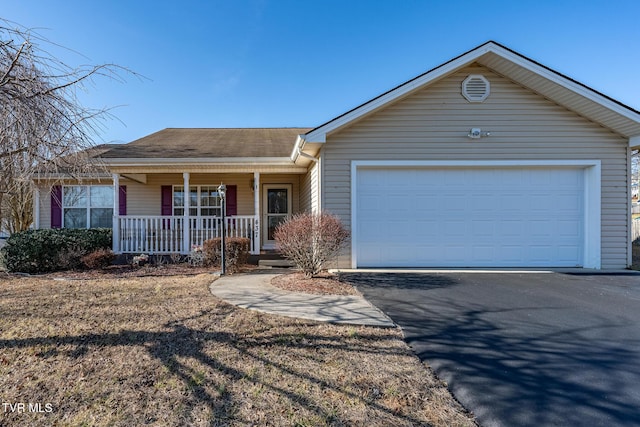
[101, 156, 295, 165]
[291, 134, 318, 163]
[291, 135, 305, 162]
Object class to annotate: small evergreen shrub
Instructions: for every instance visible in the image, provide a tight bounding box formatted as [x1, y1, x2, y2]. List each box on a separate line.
[2, 228, 112, 273]
[274, 212, 349, 278]
[81, 248, 116, 269]
[203, 237, 250, 273]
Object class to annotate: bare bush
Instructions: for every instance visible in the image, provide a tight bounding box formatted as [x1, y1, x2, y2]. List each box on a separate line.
[274, 212, 349, 278]
[203, 237, 250, 273]
[81, 248, 116, 269]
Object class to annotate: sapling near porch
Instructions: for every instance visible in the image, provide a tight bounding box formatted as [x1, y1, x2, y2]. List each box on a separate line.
[274, 212, 349, 278]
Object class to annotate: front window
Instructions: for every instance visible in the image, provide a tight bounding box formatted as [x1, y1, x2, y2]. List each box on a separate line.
[173, 185, 222, 216]
[63, 185, 113, 228]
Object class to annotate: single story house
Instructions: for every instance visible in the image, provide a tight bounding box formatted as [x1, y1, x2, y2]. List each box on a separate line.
[34, 41, 640, 269]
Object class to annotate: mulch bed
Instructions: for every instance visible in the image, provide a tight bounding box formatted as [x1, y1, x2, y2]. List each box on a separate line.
[270, 271, 360, 296]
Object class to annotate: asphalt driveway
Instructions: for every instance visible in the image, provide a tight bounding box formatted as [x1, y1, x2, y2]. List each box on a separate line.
[343, 271, 640, 427]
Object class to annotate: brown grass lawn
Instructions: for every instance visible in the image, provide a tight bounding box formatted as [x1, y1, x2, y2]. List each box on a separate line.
[0, 271, 476, 426]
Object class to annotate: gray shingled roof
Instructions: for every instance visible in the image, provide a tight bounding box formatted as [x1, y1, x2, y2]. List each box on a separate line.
[99, 128, 311, 159]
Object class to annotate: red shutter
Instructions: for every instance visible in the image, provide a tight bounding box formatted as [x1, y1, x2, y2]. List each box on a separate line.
[119, 185, 127, 216]
[51, 186, 62, 228]
[161, 185, 173, 215]
[225, 185, 237, 216]
[161, 185, 173, 229]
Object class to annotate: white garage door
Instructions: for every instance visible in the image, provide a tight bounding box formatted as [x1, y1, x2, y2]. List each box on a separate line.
[355, 167, 585, 267]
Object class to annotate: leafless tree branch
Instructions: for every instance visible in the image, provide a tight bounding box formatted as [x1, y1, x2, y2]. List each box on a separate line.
[0, 18, 141, 232]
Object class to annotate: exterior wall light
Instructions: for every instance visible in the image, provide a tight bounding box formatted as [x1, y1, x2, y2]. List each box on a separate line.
[468, 128, 491, 139]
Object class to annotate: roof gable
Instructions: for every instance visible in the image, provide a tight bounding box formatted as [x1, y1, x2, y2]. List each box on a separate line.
[296, 41, 640, 158]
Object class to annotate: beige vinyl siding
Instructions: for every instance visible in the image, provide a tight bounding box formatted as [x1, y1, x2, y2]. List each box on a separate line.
[322, 64, 629, 269]
[122, 175, 163, 216]
[37, 185, 51, 229]
[124, 173, 301, 217]
[300, 162, 320, 213]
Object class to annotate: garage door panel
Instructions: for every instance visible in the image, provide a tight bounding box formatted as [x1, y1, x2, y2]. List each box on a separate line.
[471, 194, 496, 212]
[356, 167, 584, 267]
[471, 220, 494, 237]
[443, 220, 466, 237]
[557, 220, 581, 237]
[528, 220, 555, 237]
[472, 246, 495, 262]
[558, 246, 581, 262]
[555, 196, 582, 212]
[498, 220, 524, 237]
[496, 246, 525, 263]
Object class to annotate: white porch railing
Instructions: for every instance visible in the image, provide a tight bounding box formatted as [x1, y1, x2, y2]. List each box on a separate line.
[117, 215, 256, 254]
[633, 218, 640, 243]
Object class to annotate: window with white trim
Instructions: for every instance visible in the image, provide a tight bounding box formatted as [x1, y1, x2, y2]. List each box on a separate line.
[63, 185, 113, 228]
[173, 185, 222, 216]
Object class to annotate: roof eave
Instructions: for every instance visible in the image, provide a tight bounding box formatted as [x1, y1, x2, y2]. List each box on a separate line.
[101, 157, 296, 165]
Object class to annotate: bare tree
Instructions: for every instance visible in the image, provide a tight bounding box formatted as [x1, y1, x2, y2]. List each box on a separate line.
[0, 18, 135, 232]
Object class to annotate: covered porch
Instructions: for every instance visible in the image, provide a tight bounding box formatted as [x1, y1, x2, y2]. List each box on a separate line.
[111, 169, 305, 255]
[116, 214, 257, 254]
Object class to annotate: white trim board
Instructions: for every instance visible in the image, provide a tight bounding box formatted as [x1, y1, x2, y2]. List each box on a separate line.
[350, 160, 601, 269]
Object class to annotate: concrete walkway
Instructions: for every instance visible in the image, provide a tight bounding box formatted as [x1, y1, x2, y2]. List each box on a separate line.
[209, 271, 395, 327]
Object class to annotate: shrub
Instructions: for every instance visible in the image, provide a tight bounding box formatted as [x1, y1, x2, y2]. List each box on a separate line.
[56, 247, 89, 270]
[2, 228, 112, 273]
[0, 249, 6, 272]
[203, 237, 250, 273]
[81, 248, 116, 269]
[274, 211, 349, 278]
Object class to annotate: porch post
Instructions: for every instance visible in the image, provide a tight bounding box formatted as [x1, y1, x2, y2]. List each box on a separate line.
[33, 186, 40, 229]
[253, 172, 260, 254]
[183, 172, 190, 254]
[112, 174, 120, 253]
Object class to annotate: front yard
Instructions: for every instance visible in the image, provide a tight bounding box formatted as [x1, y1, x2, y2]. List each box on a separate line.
[0, 271, 475, 426]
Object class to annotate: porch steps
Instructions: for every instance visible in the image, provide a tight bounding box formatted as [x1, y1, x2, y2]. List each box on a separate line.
[252, 250, 294, 268]
[258, 259, 295, 268]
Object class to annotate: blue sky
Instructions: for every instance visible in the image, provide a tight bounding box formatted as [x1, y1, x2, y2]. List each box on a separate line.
[3, 0, 639, 144]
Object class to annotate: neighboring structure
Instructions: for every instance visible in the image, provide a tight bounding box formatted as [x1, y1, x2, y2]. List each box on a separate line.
[34, 41, 640, 269]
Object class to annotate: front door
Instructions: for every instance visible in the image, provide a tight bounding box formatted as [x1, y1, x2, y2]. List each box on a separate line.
[262, 184, 292, 249]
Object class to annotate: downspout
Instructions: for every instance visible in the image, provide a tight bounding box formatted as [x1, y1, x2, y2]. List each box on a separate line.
[296, 146, 319, 163]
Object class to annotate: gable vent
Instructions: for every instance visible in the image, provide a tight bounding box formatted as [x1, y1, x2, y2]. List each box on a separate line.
[462, 74, 490, 102]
